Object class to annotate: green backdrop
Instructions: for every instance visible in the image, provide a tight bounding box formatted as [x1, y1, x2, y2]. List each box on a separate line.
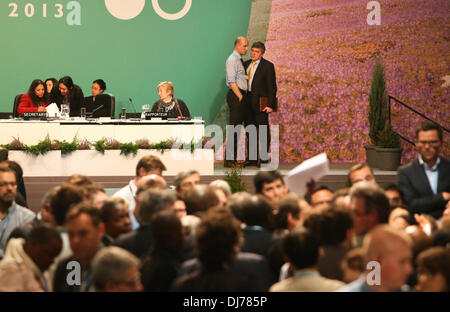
[0, 0, 252, 123]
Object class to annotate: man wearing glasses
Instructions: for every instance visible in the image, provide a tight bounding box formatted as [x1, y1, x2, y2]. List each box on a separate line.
[398, 121, 450, 219]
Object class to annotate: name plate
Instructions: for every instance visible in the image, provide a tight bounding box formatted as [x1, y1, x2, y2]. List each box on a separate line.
[145, 112, 168, 120]
[23, 112, 47, 120]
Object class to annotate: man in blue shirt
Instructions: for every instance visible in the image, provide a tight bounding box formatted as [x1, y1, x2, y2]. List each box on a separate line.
[225, 36, 249, 167]
[398, 121, 450, 219]
[0, 167, 35, 258]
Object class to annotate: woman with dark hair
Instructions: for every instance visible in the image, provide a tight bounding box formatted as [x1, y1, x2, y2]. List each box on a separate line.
[92, 79, 106, 96]
[171, 208, 255, 292]
[84, 79, 111, 117]
[45, 78, 58, 95]
[17, 79, 48, 115]
[58, 76, 84, 117]
[45, 78, 59, 104]
[140, 210, 185, 292]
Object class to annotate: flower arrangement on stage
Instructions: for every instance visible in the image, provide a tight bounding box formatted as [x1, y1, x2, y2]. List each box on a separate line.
[1, 136, 212, 157]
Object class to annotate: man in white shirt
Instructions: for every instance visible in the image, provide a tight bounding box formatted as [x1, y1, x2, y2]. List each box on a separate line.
[113, 155, 167, 230]
[224, 36, 249, 167]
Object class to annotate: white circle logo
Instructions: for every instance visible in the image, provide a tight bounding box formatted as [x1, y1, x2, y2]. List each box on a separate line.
[105, 0, 146, 20]
[152, 0, 192, 21]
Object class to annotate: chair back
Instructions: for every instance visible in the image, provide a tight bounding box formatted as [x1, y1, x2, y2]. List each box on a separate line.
[13, 94, 23, 118]
[109, 94, 115, 118]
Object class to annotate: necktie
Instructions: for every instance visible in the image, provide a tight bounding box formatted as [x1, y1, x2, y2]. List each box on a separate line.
[247, 61, 256, 90]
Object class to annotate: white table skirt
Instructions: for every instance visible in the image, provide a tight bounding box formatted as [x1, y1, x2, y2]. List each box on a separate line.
[0, 118, 205, 145]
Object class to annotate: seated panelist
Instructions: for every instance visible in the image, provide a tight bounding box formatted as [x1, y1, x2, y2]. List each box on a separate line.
[57, 76, 84, 117]
[151, 81, 191, 119]
[84, 79, 112, 118]
[45, 77, 59, 104]
[17, 79, 48, 115]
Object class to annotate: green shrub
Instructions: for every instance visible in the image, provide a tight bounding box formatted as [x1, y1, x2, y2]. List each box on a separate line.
[368, 59, 388, 145]
[24, 135, 52, 156]
[119, 142, 139, 156]
[224, 163, 247, 193]
[377, 124, 400, 148]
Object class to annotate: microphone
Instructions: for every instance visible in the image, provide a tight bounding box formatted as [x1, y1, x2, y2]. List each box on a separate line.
[129, 98, 137, 113]
[92, 104, 104, 114]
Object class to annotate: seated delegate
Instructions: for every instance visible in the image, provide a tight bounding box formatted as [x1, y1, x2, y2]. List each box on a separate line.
[84, 79, 112, 118]
[151, 81, 191, 119]
[45, 78, 59, 104]
[17, 79, 48, 115]
[57, 76, 84, 117]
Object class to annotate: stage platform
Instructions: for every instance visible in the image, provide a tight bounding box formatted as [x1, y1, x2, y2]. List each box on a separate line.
[23, 162, 398, 213]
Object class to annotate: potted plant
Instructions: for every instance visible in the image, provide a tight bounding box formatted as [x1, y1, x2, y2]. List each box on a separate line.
[365, 59, 388, 168]
[224, 163, 247, 193]
[376, 124, 402, 171]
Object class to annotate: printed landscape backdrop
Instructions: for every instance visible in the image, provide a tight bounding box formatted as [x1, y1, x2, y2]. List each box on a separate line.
[260, 0, 449, 163]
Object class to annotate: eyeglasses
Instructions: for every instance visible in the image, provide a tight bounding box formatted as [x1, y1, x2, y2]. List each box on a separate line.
[416, 140, 441, 146]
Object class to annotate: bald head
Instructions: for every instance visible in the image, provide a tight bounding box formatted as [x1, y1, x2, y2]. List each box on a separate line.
[234, 36, 247, 46]
[234, 36, 248, 56]
[136, 174, 167, 194]
[362, 225, 413, 291]
[364, 225, 412, 260]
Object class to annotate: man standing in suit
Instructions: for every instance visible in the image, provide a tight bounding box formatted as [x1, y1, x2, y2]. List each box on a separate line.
[243, 42, 277, 167]
[397, 121, 450, 219]
[225, 36, 249, 168]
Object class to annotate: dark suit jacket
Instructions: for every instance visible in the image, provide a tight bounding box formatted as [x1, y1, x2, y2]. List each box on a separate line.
[171, 269, 252, 292]
[53, 256, 94, 292]
[177, 252, 274, 291]
[53, 84, 84, 117]
[112, 224, 153, 259]
[84, 94, 113, 118]
[241, 227, 275, 257]
[244, 57, 277, 112]
[141, 248, 183, 292]
[397, 157, 450, 218]
[151, 98, 191, 119]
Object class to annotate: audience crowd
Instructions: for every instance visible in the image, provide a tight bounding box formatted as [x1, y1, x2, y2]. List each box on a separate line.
[0, 121, 448, 292]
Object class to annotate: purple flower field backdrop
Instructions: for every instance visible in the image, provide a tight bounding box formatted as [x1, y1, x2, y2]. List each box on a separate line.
[264, 0, 449, 163]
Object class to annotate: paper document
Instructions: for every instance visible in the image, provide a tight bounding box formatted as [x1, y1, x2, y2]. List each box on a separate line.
[46, 103, 60, 118]
[284, 153, 330, 197]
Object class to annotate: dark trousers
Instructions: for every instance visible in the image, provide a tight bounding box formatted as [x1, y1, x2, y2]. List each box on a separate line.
[226, 89, 246, 161]
[243, 95, 270, 162]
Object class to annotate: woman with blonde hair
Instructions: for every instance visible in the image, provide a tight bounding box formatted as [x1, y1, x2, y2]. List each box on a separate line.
[151, 81, 191, 119]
